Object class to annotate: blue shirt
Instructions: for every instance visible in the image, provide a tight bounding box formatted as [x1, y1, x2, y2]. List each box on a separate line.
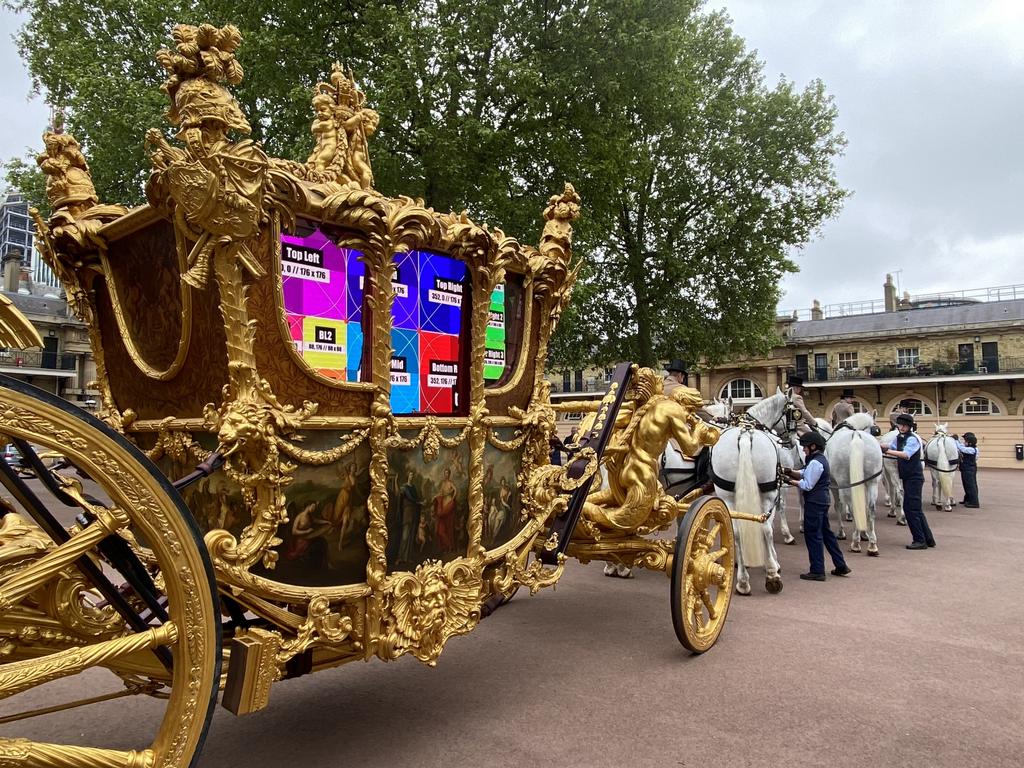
[798, 458, 825, 491]
[899, 433, 922, 457]
[957, 443, 978, 456]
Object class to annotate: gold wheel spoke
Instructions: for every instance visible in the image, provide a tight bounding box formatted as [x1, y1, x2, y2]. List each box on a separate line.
[706, 547, 727, 563]
[0, 623, 176, 701]
[0, 738, 154, 767]
[0, 509, 129, 611]
[706, 521, 721, 540]
[700, 588, 716, 620]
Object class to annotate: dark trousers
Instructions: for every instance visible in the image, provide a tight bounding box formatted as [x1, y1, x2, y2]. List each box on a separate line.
[803, 501, 846, 575]
[902, 474, 934, 545]
[961, 467, 979, 506]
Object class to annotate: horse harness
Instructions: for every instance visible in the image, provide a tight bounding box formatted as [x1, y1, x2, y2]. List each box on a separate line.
[925, 436, 960, 473]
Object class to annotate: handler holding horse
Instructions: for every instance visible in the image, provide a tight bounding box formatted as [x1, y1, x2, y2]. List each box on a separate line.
[881, 413, 936, 550]
[784, 431, 850, 581]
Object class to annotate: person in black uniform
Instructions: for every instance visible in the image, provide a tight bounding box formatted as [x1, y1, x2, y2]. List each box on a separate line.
[957, 432, 980, 508]
[881, 413, 935, 549]
[783, 431, 850, 581]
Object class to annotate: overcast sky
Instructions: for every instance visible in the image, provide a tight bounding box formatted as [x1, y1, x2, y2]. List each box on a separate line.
[2, 3, 1022, 313]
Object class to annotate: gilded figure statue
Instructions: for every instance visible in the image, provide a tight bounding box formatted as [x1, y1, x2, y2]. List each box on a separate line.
[146, 23, 268, 288]
[298, 63, 379, 189]
[583, 369, 720, 533]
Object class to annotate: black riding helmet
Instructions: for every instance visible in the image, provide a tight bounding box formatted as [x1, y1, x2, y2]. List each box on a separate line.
[798, 431, 826, 450]
[894, 413, 916, 429]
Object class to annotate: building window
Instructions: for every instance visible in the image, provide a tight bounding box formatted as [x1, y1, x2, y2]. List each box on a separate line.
[837, 352, 858, 370]
[955, 397, 1000, 415]
[720, 378, 763, 400]
[894, 398, 932, 416]
[897, 347, 919, 367]
[604, 367, 614, 383]
[850, 400, 868, 414]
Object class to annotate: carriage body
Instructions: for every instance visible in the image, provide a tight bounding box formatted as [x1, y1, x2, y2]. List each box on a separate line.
[0, 21, 735, 766]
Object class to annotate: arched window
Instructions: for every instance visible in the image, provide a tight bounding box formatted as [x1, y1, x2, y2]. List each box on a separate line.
[851, 400, 869, 414]
[892, 398, 933, 416]
[955, 396, 1000, 415]
[721, 379, 763, 400]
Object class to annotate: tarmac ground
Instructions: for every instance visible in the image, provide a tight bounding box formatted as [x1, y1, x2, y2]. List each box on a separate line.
[1, 468, 1022, 767]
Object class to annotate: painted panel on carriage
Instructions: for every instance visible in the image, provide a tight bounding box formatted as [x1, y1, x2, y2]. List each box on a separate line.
[481, 427, 523, 550]
[280, 227, 364, 382]
[386, 433, 471, 572]
[255, 434, 373, 587]
[484, 283, 506, 381]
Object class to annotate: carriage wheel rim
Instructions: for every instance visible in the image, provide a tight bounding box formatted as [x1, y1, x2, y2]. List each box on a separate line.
[0, 376, 221, 767]
[672, 496, 734, 653]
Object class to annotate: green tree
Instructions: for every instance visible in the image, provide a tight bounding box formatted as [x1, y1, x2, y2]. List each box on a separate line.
[6, 0, 845, 370]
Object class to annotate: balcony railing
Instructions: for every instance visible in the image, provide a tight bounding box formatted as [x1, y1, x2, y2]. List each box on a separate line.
[0, 348, 76, 371]
[795, 356, 1024, 383]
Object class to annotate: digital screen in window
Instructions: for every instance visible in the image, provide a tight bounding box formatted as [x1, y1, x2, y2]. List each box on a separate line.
[389, 250, 468, 415]
[484, 283, 506, 381]
[281, 228, 364, 382]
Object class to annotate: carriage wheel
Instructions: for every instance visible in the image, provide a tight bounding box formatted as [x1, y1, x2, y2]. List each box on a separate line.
[670, 495, 735, 654]
[0, 376, 220, 767]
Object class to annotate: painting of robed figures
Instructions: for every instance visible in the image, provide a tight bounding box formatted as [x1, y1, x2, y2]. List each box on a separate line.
[386, 436, 470, 572]
[482, 428, 523, 550]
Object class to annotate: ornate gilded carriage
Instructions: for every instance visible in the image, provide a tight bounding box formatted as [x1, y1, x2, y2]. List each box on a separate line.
[0, 23, 739, 767]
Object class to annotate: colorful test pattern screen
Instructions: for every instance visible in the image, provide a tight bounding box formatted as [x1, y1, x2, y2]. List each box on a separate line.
[390, 249, 468, 414]
[281, 228, 364, 383]
[280, 229, 506, 413]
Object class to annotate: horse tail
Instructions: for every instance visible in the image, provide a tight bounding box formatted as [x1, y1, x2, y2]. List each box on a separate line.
[850, 432, 868, 531]
[937, 437, 953, 500]
[735, 432, 767, 568]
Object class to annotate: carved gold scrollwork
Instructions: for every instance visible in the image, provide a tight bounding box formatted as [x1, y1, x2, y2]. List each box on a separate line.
[378, 559, 482, 666]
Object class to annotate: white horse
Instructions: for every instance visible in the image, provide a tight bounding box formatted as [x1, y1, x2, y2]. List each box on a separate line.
[710, 390, 792, 595]
[703, 397, 735, 427]
[925, 425, 959, 511]
[825, 413, 883, 556]
[878, 428, 906, 524]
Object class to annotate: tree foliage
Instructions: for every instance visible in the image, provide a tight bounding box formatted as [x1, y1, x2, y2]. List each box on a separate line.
[5, 0, 846, 369]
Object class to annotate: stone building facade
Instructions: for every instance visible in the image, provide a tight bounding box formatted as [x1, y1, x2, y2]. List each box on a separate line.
[548, 278, 1024, 469]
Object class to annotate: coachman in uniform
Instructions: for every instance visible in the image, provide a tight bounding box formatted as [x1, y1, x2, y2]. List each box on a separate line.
[882, 413, 936, 549]
[787, 374, 817, 435]
[831, 388, 855, 426]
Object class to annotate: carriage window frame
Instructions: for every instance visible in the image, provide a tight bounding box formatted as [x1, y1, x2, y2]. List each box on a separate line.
[483, 272, 526, 389]
[276, 218, 373, 388]
[956, 396, 1000, 415]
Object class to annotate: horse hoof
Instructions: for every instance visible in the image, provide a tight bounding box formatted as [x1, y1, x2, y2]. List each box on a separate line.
[868, 549, 879, 557]
[850, 544, 861, 553]
[798, 526, 804, 533]
[838, 532, 847, 540]
[765, 577, 783, 594]
[896, 520, 907, 526]
[736, 584, 752, 596]
[887, 512, 896, 518]
[844, 513, 853, 522]
[784, 536, 795, 545]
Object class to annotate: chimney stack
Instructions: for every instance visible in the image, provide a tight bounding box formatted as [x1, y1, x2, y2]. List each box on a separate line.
[884, 273, 897, 312]
[2, 248, 23, 294]
[811, 299, 823, 320]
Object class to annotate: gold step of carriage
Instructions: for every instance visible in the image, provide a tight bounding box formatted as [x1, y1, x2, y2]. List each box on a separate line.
[0, 21, 739, 767]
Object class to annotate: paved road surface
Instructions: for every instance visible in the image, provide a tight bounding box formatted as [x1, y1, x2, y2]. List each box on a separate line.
[2, 470, 1022, 767]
